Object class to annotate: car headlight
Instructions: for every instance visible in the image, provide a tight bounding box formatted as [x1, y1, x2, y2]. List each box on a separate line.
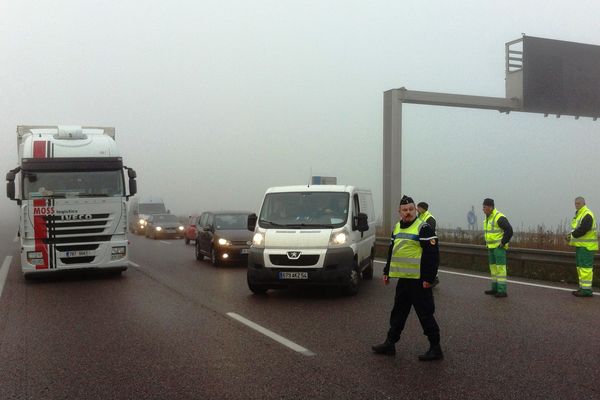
[252, 232, 264, 248]
[329, 229, 349, 247]
[218, 238, 231, 246]
[178, 226, 184, 231]
[155, 226, 162, 231]
[139, 219, 145, 225]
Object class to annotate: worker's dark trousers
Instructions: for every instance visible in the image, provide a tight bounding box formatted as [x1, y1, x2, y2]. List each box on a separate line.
[386, 278, 440, 345]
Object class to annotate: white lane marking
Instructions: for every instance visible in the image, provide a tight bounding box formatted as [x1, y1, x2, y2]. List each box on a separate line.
[0, 256, 13, 299]
[374, 260, 600, 295]
[129, 261, 140, 268]
[227, 312, 316, 356]
[159, 241, 172, 245]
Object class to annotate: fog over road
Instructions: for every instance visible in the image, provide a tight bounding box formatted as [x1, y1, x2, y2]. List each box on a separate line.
[0, 222, 598, 399]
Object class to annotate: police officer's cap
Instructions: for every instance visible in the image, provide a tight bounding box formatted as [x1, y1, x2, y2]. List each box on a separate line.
[400, 195, 414, 206]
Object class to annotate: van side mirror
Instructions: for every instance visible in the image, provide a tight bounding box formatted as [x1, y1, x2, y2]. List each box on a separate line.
[353, 213, 369, 232]
[247, 213, 257, 231]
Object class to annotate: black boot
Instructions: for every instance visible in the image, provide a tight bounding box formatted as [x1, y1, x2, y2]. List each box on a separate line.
[418, 344, 443, 361]
[371, 341, 396, 356]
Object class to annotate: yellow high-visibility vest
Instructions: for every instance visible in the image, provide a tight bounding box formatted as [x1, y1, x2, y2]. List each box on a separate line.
[389, 218, 424, 279]
[569, 206, 598, 251]
[484, 209, 506, 249]
[419, 210, 435, 225]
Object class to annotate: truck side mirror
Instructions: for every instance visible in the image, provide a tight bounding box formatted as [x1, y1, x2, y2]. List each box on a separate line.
[6, 169, 17, 202]
[353, 213, 369, 232]
[247, 213, 257, 231]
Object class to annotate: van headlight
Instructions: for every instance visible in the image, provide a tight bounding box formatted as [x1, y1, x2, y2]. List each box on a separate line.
[329, 229, 349, 247]
[252, 232, 265, 248]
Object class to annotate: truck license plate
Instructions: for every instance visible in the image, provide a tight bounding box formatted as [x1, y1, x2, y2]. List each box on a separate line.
[65, 250, 91, 257]
[278, 271, 308, 280]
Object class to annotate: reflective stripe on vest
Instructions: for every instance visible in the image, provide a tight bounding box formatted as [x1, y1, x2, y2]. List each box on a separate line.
[569, 206, 599, 251]
[484, 209, 506, 249]
[389, 219, 423, 279]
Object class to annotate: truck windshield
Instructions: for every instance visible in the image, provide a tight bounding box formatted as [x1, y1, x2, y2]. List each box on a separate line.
[138, 203, 167, 214]
[22, 170, 124, 199]
[259, 192, 349, 229]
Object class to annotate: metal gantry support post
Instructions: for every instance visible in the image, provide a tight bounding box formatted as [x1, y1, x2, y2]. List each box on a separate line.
[382, 88, 520, 234]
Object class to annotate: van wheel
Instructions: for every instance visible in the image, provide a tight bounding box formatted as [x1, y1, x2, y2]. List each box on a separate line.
[344, 265, 360, 296]
[362, 254, 374, 280]
[211, 247, 220, 266]
[248, 276, 268, 295]
[195, 242, 204, 261]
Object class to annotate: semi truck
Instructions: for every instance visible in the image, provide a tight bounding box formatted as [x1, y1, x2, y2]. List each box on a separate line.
[5, 125, 137, 278]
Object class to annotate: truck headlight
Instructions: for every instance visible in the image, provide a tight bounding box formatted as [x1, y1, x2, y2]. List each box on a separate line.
[27, 251, 43, 259]
[155, 226, 162, 231]
[218, 238, 231, 246]
[112, 246, 126, 260]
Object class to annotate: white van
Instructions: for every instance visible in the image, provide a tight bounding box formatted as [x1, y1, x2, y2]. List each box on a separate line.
[247, 185, 376, 295]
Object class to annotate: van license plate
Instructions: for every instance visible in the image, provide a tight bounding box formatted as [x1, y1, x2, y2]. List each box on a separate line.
[278, 272, 308, 280]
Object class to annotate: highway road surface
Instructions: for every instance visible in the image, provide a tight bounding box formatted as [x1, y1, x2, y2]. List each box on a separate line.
[1, 218, 599, 399]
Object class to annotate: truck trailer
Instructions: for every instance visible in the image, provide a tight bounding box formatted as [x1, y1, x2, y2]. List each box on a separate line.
[6, 125, 137, 278]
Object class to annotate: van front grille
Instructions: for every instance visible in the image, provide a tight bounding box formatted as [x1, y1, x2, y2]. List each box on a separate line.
[269, 254, 319, 266]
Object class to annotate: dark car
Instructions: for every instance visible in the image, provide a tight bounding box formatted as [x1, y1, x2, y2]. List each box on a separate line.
[183, 215, 199, 245]
[194, 211, 253, 266]
[145, 214, 184, 240]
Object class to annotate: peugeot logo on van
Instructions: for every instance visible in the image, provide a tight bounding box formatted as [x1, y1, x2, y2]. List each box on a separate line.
[287, 251, 301, 260]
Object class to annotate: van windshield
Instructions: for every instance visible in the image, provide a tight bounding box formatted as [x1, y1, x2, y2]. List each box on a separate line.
[259, 192, 349, 229]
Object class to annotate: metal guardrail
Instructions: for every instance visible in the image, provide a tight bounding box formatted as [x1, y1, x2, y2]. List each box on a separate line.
[374, 237, 599, 286]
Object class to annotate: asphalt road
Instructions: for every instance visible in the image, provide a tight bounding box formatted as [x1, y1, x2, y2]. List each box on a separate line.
[1, 220, 599, 399]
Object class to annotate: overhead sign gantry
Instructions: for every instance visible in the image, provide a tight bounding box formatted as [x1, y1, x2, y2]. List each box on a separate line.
[383, 35, 600, 233]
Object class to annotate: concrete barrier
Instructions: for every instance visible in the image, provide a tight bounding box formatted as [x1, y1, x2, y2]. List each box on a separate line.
[375, 238, 599, 287]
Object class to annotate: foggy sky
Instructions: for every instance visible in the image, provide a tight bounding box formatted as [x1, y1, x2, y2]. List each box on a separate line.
[1, 0, 599, 231]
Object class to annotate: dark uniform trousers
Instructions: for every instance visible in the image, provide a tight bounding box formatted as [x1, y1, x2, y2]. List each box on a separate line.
[387, 278, 440, 345]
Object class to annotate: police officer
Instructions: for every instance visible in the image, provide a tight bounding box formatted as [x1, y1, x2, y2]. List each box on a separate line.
[567, 197, 597, 297]
[482, 198, 513, 298]
[417, 201, 439, 287]
[372, 195, 442, 361]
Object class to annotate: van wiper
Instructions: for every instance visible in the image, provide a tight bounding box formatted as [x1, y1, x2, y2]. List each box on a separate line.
[259, 219, 285, 227]
[285, 223, 333, 228]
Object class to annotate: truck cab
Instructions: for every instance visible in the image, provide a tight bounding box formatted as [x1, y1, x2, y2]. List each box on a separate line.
[246, 185, 376, 295]
[6, 125, 137, 278]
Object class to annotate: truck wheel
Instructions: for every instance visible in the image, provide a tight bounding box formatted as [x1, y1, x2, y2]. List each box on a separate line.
[362, 253, 374, 280]
[343, 265, 360, 296]
[195, 242, 204, 261]
[211, 247, 220, 266]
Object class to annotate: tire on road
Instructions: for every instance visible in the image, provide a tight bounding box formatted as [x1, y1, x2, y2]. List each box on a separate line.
[343, 262, 360, 296]
[195, 242, 204, 261]
[247, 275, 268, 295]
[210, 247, 220, 266]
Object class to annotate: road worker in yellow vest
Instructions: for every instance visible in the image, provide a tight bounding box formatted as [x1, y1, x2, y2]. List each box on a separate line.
[372, 195, 442, 361]
[567, 197, 597, 297]
[482, 198, 513, 298]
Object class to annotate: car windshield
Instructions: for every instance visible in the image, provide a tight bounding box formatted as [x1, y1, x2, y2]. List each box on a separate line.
[259, 192, 349, 229]
[215, 214, 249, 230]
[22, 170, 124, 199]
[153, 214, 178, 223]
[139, 203, 167, 214]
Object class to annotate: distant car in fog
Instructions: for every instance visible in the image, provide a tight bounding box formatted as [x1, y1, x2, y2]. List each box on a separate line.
[144, 214, 184, 240]
[184, 215, 199, 245]
[194, 211, 253, 266]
